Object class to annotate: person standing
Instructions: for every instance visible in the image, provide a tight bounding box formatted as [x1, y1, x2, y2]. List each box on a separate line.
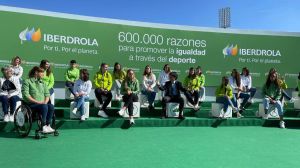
[40, 60, 55, 98]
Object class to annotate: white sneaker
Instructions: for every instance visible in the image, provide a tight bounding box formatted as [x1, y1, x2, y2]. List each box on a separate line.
[47, 125, 55, 132]
[232, 107, 239, 113]
[98, 110, 108, 118]
[72, 108, 78, 115]
[118, 108, 126, 116]
[4, 114, 9, 122]
[80, 115, 86, 121]
[130, 118, 135, 124]
[289, 97, 297, 103]
[42, 125, 50, 133]
[279, 121, 285, 129]
[193, 104, 199, 111]
[263, 114, 269, 120]
[9, 115, 14, 122]
[115, 95, 123, 101]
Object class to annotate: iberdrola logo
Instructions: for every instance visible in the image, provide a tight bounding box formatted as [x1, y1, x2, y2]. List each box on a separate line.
[19, 27, 42, 44]
[223, 44, 238, 58]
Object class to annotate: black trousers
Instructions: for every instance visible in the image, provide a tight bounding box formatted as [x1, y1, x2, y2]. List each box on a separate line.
[162, 96, 184, 116]
[94, 88, 113, 111]
[122, 93, 139, 116]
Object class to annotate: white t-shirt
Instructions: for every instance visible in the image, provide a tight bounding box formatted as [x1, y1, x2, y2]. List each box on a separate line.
[158, 71, 169, 86]
[241, 75, 252, 89]
[143, 74, 156, 91]
[229, 76, 244, 94]
[74, 79, 92, 97]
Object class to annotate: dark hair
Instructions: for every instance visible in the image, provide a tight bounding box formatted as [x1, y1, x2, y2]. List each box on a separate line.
[231, 69, 241, 87]
[169, 71, 178, 80]
[188, 67, 196, 78]
[11, 56, 22, 65]
[143, 65, 152, 76]
[221, 76, 229, 88]
[28, 66, 44, 78]
[163, 64, 171, 73]
[40, 59, 52, 76]
[80, 69, 89, 81]
[113, 62, 121, 74]
[265, 69, 280, 89]
[242, 67, 249, 76]
[196, 66, 202, 76]
[70, 60, 77, 64]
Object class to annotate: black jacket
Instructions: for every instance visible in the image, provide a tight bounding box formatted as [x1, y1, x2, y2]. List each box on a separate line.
[159, 80, 186, 97]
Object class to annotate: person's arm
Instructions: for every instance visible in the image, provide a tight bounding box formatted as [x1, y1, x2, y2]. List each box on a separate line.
[143, 76, 148, 89]
[150, 74, 156, 89]
[93, 73, 101, 88]
[132, 80, 140, 94]
[43, 82, 50, 104]
[65, 69, 71, 82]
[106, 73, 113, 91]
[274, 87, 282, 101]
[248, 76, 252, 89]
[16, 66, 23, 79]
[200, 75, 205, 87]
[227, 87, 233, 99]
[8, 77, 21, 97]
[82, 81, 92, 96]
[120, 80, 126, 95]
[48, 73, 55, 89]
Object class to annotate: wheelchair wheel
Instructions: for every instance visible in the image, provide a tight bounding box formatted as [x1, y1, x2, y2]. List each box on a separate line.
[14, 104, 32, 137]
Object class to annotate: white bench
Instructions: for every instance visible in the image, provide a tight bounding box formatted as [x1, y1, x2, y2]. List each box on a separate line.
[70, 101, 90, 119]
[121, 102, 140, 118]
[211, 103, 232, 118]
[0, 101, 22, 120]
[166, 103, 180, 117]
[65, 88, 74, 100]
[257, 103, 279, 118]
[292, 91, 300, 109]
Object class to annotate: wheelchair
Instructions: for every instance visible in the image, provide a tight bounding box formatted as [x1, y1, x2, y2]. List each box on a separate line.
[14, 100, 59, 139]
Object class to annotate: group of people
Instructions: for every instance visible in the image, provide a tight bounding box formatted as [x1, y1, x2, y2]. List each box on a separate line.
[1, 56, 299, 129]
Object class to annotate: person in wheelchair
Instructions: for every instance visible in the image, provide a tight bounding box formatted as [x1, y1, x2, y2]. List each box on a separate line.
[0, 66, 21, 122]
[22, 66, 54, 133]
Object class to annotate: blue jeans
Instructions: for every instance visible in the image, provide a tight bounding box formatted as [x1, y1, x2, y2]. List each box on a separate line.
[29, 103, 54, 126]
[216, 96, 235, 112]
[74, 96, 89, 116]
[184, 90, 200, 105]
[141, 90, 156, 106]
[263, 98, 283, 116]
[247, 88, 256, 98]
[0, 95, 20, 115]
[233, 93, 250, 108]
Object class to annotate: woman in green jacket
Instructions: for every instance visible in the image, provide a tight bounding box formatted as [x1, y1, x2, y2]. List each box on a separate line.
[118, 69, 139, 125]
[262, 69, 285, 128]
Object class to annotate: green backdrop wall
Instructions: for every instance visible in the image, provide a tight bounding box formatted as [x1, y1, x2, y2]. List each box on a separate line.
[1, 6, 299, 87]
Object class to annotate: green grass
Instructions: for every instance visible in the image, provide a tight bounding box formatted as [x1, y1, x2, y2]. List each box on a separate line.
[1, 127, 300, 168]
